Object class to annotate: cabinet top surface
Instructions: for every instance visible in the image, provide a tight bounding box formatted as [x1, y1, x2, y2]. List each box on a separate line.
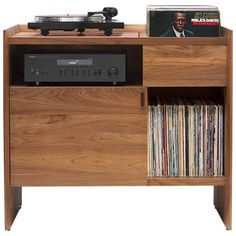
[4, 24, 231, 45]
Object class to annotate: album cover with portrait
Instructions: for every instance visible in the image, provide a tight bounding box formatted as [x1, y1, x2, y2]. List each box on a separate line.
[147, 5, 220, 37]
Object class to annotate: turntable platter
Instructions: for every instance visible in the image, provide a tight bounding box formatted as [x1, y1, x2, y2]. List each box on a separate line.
[35, 15, 104, 23]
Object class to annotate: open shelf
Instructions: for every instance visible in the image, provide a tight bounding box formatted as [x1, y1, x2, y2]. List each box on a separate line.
[147, 87, 225, 179]
[10, 44, 142, 86]
[148, 87, 225, 104]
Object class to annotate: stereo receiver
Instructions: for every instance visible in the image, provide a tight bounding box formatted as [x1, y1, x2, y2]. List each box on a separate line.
[24, 53, 126, 84]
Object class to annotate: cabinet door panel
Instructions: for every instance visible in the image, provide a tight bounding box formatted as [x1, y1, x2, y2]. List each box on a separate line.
[10, 87, 147, 186]
[143, 45, 227, 87]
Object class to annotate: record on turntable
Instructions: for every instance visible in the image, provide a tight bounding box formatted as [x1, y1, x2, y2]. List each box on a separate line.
[28, 7, 124, 36]
[35, 15, 104, 23]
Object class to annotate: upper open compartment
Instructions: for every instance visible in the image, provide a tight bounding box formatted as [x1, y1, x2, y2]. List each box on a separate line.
[9, 44, 142, 86]
[6, 25, 230, 87]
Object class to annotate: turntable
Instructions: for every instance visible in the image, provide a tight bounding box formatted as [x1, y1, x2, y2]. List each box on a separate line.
[28, 7, 124, 36]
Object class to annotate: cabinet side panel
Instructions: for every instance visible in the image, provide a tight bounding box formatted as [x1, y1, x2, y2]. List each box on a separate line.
[214, 30, 232, 230]
[4, 26, 22, 230]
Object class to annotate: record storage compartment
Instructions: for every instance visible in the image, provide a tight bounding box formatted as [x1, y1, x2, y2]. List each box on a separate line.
[3, 25, 232, 230]
[147, 87, 225, 178]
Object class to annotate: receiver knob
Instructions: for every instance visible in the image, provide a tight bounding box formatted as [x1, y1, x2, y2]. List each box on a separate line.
[107, 67, 119, 78]
[35, 69, 40, 76]
[94, 69, 102, 77]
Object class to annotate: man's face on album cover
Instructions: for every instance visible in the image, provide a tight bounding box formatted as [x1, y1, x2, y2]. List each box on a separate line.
[173, 12, 187, 32]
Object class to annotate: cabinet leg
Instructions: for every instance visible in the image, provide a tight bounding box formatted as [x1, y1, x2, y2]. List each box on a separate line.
[214, 185, 232, 230]
[5, 186, 22, 230]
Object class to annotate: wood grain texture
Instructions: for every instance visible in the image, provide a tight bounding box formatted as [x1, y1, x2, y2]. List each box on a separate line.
[4, 26, 22, 230]
[10, 87, 147, 186]
[143, 45, 227, 87]
[214, 29, 233, 230]
[8, 24, 227, 45]
[9, 34, 227, 45]
[10, 86, 145, 114]
[148, 177, 226, 186]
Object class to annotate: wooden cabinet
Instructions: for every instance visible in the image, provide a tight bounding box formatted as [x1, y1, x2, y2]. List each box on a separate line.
[10, 87, 147, 186]
[3, 24, 232, 230]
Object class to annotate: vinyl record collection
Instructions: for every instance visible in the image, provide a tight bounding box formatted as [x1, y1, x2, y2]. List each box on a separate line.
[148, 97, 224, 177]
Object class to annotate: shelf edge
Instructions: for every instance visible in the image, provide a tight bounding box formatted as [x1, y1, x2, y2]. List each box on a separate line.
[147, 177, 226, 186]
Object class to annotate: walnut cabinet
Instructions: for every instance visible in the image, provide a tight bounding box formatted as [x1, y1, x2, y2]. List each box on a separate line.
[3, 25, 232, 230]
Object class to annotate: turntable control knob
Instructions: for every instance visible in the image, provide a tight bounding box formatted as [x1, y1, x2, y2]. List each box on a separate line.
[107, 67, 119, 78]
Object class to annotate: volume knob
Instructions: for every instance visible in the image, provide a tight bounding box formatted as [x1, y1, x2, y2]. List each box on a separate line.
[107, 67, 119, 78]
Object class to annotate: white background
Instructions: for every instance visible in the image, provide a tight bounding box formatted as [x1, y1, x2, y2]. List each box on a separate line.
[0, 0, 235, 235]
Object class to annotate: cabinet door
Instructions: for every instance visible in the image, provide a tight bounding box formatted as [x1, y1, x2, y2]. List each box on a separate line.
[143, 45, 227, 87]
[10, 87, 147, 186]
